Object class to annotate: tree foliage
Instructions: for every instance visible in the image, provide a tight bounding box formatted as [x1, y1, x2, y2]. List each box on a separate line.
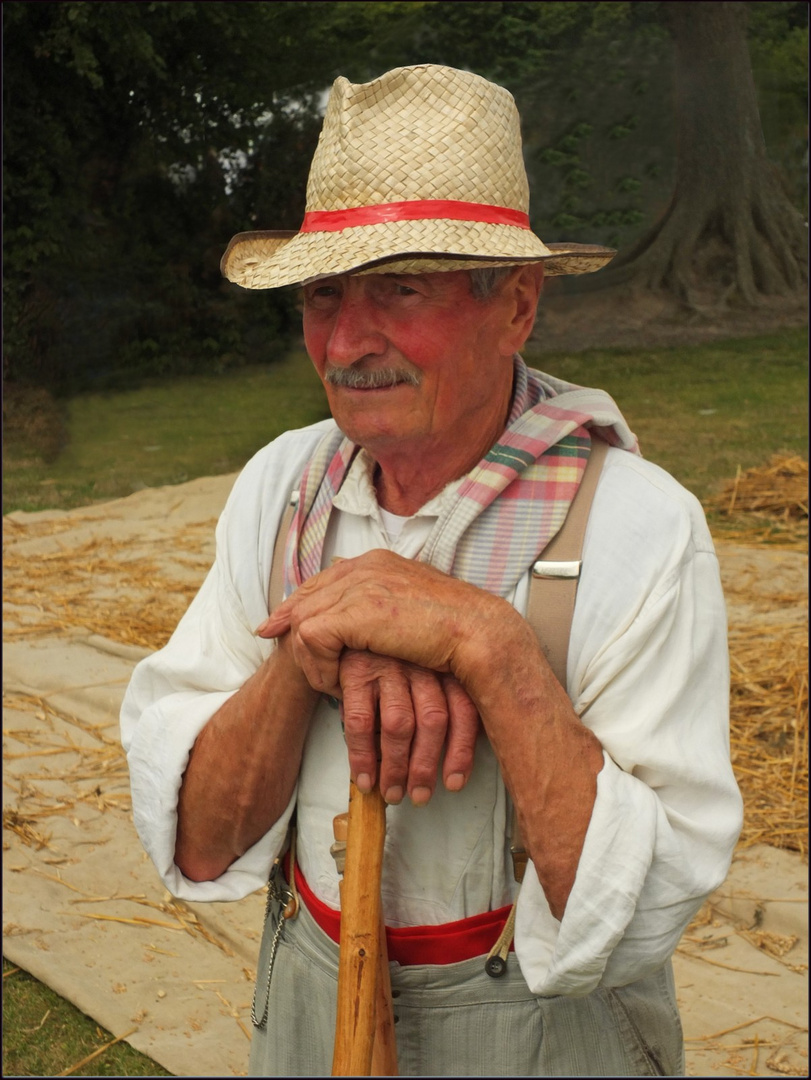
[3, 1, 807, 395]
[3, 1, 376, 391]
[747, 0, 809, 215]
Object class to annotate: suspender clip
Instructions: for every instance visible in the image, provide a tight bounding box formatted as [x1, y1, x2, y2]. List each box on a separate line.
[532, 559, 581, 579]
[510, 845, 528, 884]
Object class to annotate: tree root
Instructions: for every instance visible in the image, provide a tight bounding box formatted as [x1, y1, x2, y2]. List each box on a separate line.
[570, 181, 807, 316]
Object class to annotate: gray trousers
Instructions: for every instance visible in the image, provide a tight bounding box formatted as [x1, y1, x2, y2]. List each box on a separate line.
[248, 879, 685, 1077]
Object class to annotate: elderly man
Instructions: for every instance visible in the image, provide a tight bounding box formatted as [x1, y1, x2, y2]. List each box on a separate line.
[121, 64, 742, 1077]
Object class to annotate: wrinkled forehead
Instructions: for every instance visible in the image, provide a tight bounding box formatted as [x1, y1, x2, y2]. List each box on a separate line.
[301, 267, 487, 295]
[301, 266, 522, 301]
[301, 267, 474, 286]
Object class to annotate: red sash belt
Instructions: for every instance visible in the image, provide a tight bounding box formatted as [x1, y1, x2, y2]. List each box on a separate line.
[290, 858, 514, 966]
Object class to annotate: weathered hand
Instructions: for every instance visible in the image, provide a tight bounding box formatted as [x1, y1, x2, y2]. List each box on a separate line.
[256, 550, 513, 697]
[256, 551, 603, 919]
[339, 650, 480, 806]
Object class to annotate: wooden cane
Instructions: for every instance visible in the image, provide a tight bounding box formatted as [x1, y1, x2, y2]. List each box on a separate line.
[331, 781, 398, 1075]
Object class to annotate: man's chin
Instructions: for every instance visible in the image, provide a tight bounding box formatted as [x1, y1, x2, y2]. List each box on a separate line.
[333, 411, 424, 451]
[328, 382, 416, 421]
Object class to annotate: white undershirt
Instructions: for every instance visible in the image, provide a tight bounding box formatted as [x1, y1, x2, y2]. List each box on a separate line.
[378, 506, 409, 544]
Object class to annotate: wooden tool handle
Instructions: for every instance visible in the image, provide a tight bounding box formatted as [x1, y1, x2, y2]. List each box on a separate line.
[332, 781, 397, 1075]
[371, 914, 398, 1075]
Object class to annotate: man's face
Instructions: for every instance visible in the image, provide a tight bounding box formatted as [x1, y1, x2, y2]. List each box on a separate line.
[302, 269, 534, 460]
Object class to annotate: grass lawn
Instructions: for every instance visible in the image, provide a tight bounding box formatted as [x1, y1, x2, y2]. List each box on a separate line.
[3, 346, 330, 514]
[2, 958, 171, 1077]
[2, 326, 807, 1075]
[4, 328, 807, 518]
[523, 326, 808, 501]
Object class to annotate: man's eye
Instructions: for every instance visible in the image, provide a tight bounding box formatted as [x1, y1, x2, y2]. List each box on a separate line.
[394, 284, 418, 296]
[305, 285, 340, 305]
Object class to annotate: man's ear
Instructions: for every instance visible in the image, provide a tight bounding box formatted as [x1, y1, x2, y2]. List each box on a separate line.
[499, 264, 545, 356]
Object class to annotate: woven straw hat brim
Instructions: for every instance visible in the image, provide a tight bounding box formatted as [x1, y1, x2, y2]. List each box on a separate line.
[221, 225, 616, 289]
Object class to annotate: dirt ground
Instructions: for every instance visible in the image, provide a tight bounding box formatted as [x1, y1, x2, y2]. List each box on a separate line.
[531, 281, 808, 354]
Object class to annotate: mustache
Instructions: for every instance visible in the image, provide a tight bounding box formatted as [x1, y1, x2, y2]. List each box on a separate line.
[324, 364, 421, 390]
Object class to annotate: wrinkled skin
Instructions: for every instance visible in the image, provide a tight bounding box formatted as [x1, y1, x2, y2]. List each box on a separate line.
[337, 649, 479, 806]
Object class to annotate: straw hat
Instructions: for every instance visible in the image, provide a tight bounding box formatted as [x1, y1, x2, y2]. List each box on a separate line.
[221, 64, 615, 289]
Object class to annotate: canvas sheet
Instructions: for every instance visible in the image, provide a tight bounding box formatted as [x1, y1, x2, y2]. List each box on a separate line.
[3, 475, 807, 1077]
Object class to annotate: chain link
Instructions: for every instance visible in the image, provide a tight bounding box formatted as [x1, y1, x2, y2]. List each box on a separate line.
[251, 863, 295, 1029]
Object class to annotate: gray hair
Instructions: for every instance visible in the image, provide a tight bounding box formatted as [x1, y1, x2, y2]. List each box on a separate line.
[468, 266, 518, 299]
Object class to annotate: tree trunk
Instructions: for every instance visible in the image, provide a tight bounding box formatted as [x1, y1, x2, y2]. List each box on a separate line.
[584, 1, 807, 310]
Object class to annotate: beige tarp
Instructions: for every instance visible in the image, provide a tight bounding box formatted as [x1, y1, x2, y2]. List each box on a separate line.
[3, 475, 807, 1077]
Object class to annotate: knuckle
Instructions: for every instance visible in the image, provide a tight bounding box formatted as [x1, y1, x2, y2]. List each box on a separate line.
[416, 704, 449, 734]
[338, 666, 368, 693]
[296, 618, 317, 647]
[340, 705, 376, 735]
[297, 575, 321, 599]
[380, 706, 415, 741]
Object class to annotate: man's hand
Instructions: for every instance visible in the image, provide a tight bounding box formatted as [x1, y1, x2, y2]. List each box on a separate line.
[339, 650, 480, 806]
[256, 549, 513, 697]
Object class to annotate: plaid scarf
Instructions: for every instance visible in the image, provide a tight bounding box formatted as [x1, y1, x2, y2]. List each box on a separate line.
[283, 356, 639, 599]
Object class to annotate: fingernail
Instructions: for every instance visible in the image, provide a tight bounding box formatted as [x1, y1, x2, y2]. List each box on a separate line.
[411, 786, 432, 806]
[254, 619, 274, 636]
[445, 772, 466, 792]
[356, 773, 373, 794]
[384, 786, 403, 805]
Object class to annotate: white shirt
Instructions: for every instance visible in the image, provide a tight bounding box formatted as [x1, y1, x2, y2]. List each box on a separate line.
[121, 418, 743, 996]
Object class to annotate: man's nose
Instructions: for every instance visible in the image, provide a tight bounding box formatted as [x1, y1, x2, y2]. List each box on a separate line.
[326, 295, 387, 366]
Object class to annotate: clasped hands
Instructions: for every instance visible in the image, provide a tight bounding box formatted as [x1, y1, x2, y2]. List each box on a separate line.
[257, 549, 513, 806]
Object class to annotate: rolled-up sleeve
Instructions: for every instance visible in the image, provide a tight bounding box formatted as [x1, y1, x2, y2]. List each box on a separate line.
[120, 423, 334, 901]
[514, 452, 743, 994]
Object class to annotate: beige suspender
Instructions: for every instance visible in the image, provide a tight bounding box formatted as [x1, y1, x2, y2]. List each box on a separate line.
[269, 496, 297, 613]
[526, 436, 608, 687]
[508, 436, 608, 879]
[266, 438, 610, 882]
